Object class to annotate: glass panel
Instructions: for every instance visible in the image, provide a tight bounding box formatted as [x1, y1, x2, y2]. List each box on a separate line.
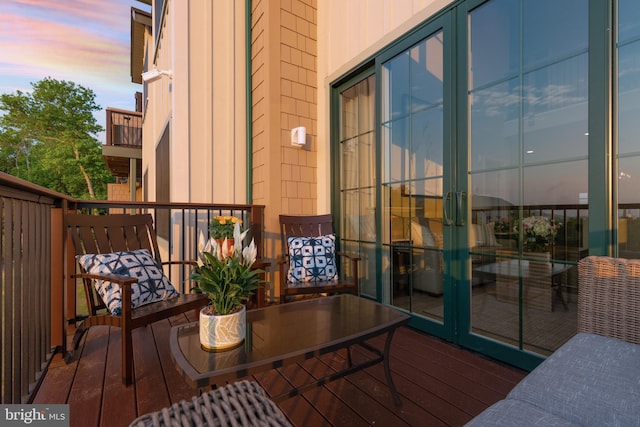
[618, 0, 640, 43]
[468, 0, 587, 355]
[524, 162, 588, 206]
[469, 0, 520, 90]
[340, 85, 358, 140]
[358, 76, 376, 134]
[388, 117, 409, 183]
[617, 1, 640, 259]
[522, 55, 588, 164]
[618, 157, 640, 258]
[618, 157, 640, 204]
[618, 42, 640, 156]
[409, 36, 444, 110]
[340, 137, 358, 190]
[523, 0, 587, 69]
[382, 30, 444, 319]
[339, 75, 377, 297]
[470, 79, 520, 170]
[382, 51, 411, 121]
[412, 108, 444, 180]
[341, 188, 376, 242]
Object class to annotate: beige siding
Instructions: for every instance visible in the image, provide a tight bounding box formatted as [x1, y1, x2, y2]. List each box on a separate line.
[142, 0, 247, 205]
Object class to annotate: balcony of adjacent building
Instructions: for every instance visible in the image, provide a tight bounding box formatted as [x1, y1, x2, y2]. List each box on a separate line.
[103, 105, 142, 201]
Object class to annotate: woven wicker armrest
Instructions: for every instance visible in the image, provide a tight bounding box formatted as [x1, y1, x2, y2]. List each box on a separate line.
[129, 380, 291, 427]
[578, 256, 640, 344]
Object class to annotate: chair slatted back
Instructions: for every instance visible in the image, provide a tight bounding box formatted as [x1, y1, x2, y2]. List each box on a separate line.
[67, 213, 161, 263]
[279, 214, 335, 256]
[66, 213, 163, 315]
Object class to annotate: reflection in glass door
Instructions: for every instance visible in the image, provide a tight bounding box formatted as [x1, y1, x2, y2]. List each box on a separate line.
[617, 0, 640, 258]
[465, 0, 588, 356]
[339, 75, 378, 299]
[381, 29, 447, 328]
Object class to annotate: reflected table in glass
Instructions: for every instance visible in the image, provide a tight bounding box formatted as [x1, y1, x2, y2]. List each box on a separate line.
[170, 294, 411, 405]
[474, 258, 572, 311]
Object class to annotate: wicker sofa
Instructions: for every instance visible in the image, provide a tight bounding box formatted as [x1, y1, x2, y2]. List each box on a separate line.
[466, 256, 640, 426]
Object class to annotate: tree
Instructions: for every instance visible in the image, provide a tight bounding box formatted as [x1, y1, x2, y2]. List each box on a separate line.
[0, 77, 113, 198]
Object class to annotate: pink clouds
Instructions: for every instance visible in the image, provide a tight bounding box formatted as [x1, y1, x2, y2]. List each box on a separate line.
[7, 0, 131, 33]
[0, 13, 128, 86]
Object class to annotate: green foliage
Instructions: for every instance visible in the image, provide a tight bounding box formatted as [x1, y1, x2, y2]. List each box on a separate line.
[0, 77, 113, 198]
[190, 251, 263, 315]
[209, 215, 244, 240]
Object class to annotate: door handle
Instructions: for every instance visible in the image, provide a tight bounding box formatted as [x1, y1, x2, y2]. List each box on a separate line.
[443, 192, 453, 226]
[456, 191, 467, 226]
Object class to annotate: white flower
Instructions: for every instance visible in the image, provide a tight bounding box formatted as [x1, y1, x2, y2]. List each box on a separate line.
[515, 215, 560, 241]
[242, 239, 257, 267]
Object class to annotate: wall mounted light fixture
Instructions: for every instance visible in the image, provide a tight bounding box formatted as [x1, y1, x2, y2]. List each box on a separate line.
[141, 69, 173, 83]
[291, 126, 306, 146]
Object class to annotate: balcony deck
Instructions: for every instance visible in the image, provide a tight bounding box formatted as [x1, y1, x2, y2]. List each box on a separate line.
[33, 312, 525, 427]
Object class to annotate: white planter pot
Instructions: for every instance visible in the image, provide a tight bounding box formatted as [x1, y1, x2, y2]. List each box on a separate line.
[199, 305, 246, 351]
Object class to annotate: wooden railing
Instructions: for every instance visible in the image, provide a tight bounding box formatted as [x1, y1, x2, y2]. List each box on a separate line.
[0, 173, 63, 404]
[0, 173, 265, 404]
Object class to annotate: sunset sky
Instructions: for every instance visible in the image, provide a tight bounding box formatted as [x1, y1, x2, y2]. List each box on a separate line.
[0, 0, 151, 142]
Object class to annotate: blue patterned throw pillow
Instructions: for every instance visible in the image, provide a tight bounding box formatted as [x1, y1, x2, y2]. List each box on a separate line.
[77, 249, 178, 316]
[287, 234, 338, 284]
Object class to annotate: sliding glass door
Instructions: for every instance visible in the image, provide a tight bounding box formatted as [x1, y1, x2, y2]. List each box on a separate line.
[332, 0, 636, 370]
[380, 24, 450, 335]
[460, 0, 589, 363]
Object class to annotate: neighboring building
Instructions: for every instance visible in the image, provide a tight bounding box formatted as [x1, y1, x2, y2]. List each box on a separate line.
[103, 107, 143, 202]
[133, 0, 640, 371]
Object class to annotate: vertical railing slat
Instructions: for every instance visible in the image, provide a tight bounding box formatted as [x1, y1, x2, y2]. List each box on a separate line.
[12, 200, 22, 404]
[1, 197, 11, 403]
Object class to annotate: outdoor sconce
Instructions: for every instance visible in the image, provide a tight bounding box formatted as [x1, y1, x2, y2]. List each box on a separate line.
[291, 126, 306, 146]
[141, 69, 173, 83]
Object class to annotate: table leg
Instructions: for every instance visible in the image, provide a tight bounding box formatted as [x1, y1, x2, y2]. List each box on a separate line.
[552, 274, 569, 311]
[383, 329, 403, 407]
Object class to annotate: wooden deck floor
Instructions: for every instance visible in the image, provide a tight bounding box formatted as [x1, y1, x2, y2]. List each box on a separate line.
[33, 311, 526, 427]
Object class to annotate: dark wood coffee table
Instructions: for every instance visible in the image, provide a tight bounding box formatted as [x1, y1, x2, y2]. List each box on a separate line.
[169, 294, 410, 404]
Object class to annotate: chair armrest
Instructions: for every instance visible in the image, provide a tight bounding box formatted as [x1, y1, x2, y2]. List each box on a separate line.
[276, 254, 289, 266]
[71, 272, 138, 320]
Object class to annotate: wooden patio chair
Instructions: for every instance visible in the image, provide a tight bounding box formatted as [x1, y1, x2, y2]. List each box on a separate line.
[65, 213, 209, 385]
[277, 214, 359, 303]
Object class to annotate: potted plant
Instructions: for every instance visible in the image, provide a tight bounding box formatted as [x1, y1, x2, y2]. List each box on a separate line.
[514, 215, 561, 253]
[191, 219, 263, 351]
[210, 215, 243, 252]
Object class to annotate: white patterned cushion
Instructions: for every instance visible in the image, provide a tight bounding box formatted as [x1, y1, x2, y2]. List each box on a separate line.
[287, 234, 338, 284]
[77, 249, 178, 316]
